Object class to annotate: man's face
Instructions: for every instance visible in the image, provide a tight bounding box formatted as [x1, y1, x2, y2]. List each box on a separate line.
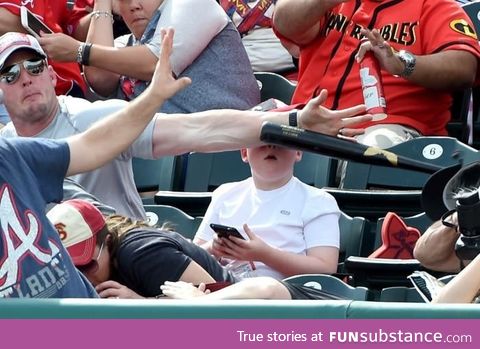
[115, 0, 164, 39]
[0, 50, 57, 126]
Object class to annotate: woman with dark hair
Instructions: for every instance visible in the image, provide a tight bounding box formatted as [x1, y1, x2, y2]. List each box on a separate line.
[47, 199, 235, 298]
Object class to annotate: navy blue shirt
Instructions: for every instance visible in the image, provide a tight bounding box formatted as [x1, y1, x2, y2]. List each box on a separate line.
[0, 138, 97, 298]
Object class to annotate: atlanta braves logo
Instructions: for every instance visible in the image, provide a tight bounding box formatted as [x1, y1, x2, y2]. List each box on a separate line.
[220, 0, 274, 35]
[21, 0, 35, 8]
[0, 185, 60, 291]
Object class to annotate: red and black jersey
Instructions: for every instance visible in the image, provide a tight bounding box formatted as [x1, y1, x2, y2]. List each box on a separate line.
[276, 0, 480, 135]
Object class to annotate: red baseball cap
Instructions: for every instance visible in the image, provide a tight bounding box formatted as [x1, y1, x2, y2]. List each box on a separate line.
[47, 199, 106, 266]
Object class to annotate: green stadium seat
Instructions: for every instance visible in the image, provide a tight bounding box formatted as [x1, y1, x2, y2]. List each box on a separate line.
[254, 71, 296, 104]
[283, 274, 370, 301]
[155, 150, 338, 216]
[133, 156, 184, 203]
[143, 204, 202, 240]
[338, 212, 367, 269]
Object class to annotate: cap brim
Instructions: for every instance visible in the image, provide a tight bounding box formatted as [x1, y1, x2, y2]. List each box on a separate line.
[0, 46, 46, 70]
[421, 163, 462, 221]
[66, 235, 97, 266]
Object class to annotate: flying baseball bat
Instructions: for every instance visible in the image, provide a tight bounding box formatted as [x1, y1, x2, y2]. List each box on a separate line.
[260, 122, 442, 174]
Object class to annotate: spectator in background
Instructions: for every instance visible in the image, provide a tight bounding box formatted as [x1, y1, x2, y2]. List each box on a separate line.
[273, 0, 480, 149]
[47, 199, 236, 298]
[0, 0, 93, 97]
[0, 27, 189, 298]
[194, 144, 340, 280]
[38, 0, 261, 113]
[218, 0, 298, 76]
[49, 199, 342, 301]
[0, 32, 371, 221]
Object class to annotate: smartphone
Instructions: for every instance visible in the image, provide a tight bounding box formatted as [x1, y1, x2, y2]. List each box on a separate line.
[20, 6, 53, 38]
[209, 223, 245, 240]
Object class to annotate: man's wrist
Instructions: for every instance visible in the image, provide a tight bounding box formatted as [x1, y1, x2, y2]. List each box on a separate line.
[396, 50, 416, 78]
[288, 110, 298, 127]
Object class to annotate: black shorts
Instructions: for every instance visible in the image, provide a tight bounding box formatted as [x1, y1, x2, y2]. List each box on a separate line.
[280, 280, 347, 300]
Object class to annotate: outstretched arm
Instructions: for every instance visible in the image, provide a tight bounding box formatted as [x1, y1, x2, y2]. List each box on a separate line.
[432, 252, 480, 304]
[66, 28, 191, 176]
[413, 214, 466, 273]
[161, 277, 292, 300]
[151, 89, 371, 158]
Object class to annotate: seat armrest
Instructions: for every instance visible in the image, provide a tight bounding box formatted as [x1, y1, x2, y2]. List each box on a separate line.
[155, 191, 212, 217]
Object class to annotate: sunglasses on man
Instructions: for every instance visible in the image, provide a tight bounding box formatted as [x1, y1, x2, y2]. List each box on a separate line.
[0, 58, 47, 85]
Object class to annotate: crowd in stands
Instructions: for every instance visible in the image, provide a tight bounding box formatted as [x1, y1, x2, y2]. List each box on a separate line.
[1, 0, 480, 303]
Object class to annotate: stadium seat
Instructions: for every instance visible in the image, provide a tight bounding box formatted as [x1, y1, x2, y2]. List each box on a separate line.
[133, 156, 183, 203]
[155, 149, 338, 216]
[338, 212, 367, 269]
[334, 137, 479, 221]
[368, 212, 432, 257]
[379, 286, 424, 303]
[283, 274, 370, 300]
[183, 151, 251, 192]
[143, 204, 202, 240]
[254, 72, 296, 104]
[343, 211, 435, 291]
[460, 1, 480, 148]
[462, 1, 480, 34]
[342, 136, 479, 190]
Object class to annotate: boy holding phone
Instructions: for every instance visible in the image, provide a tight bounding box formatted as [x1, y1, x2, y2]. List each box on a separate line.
[194, 145, 341, 280]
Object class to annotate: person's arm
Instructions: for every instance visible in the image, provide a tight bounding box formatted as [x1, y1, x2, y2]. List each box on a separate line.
[217, 224, 339, 276]
[150, 89, 371, 158]
[94, 260, 217, 299]
[413, 214, 465, 273]
[432, 252, 480, 303]
[161, 277, 292, 300]
[65, 28, 191, 176]
[80, 0, 118, 94]
[71, 10, 93, 41]
[177, 260, 216, 284]
[356, 29, 477, 90]
[273, 0, 348, 45]
[0, 7, 27, 35]
[75, 0, 227, 97]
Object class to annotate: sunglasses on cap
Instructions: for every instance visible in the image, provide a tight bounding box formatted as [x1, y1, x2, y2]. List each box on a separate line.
[0, 58, 47, 85]
[77, 241, 105, 274]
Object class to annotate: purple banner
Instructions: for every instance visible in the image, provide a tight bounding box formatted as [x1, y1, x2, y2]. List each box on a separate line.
[5, 319, 479, 348]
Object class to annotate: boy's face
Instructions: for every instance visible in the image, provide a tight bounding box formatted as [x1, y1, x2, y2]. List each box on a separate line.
[241, 145, 302, 188]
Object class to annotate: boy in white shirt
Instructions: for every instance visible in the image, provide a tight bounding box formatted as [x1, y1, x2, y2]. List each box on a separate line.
[194, 144, 340, 280]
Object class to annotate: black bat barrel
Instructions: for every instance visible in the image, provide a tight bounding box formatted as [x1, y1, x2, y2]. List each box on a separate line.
[260, 122, 442, 174]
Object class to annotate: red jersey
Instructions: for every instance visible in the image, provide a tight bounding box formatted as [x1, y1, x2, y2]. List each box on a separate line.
[0, 0, 89, 96]
[276, 0, 480, 135]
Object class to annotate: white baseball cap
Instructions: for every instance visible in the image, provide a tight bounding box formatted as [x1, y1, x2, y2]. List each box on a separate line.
[0, 32, 46, 70]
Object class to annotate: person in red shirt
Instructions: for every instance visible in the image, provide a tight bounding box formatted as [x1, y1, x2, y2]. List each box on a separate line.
[0, 0, 92, 96]
[274, 0, 480, 148]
